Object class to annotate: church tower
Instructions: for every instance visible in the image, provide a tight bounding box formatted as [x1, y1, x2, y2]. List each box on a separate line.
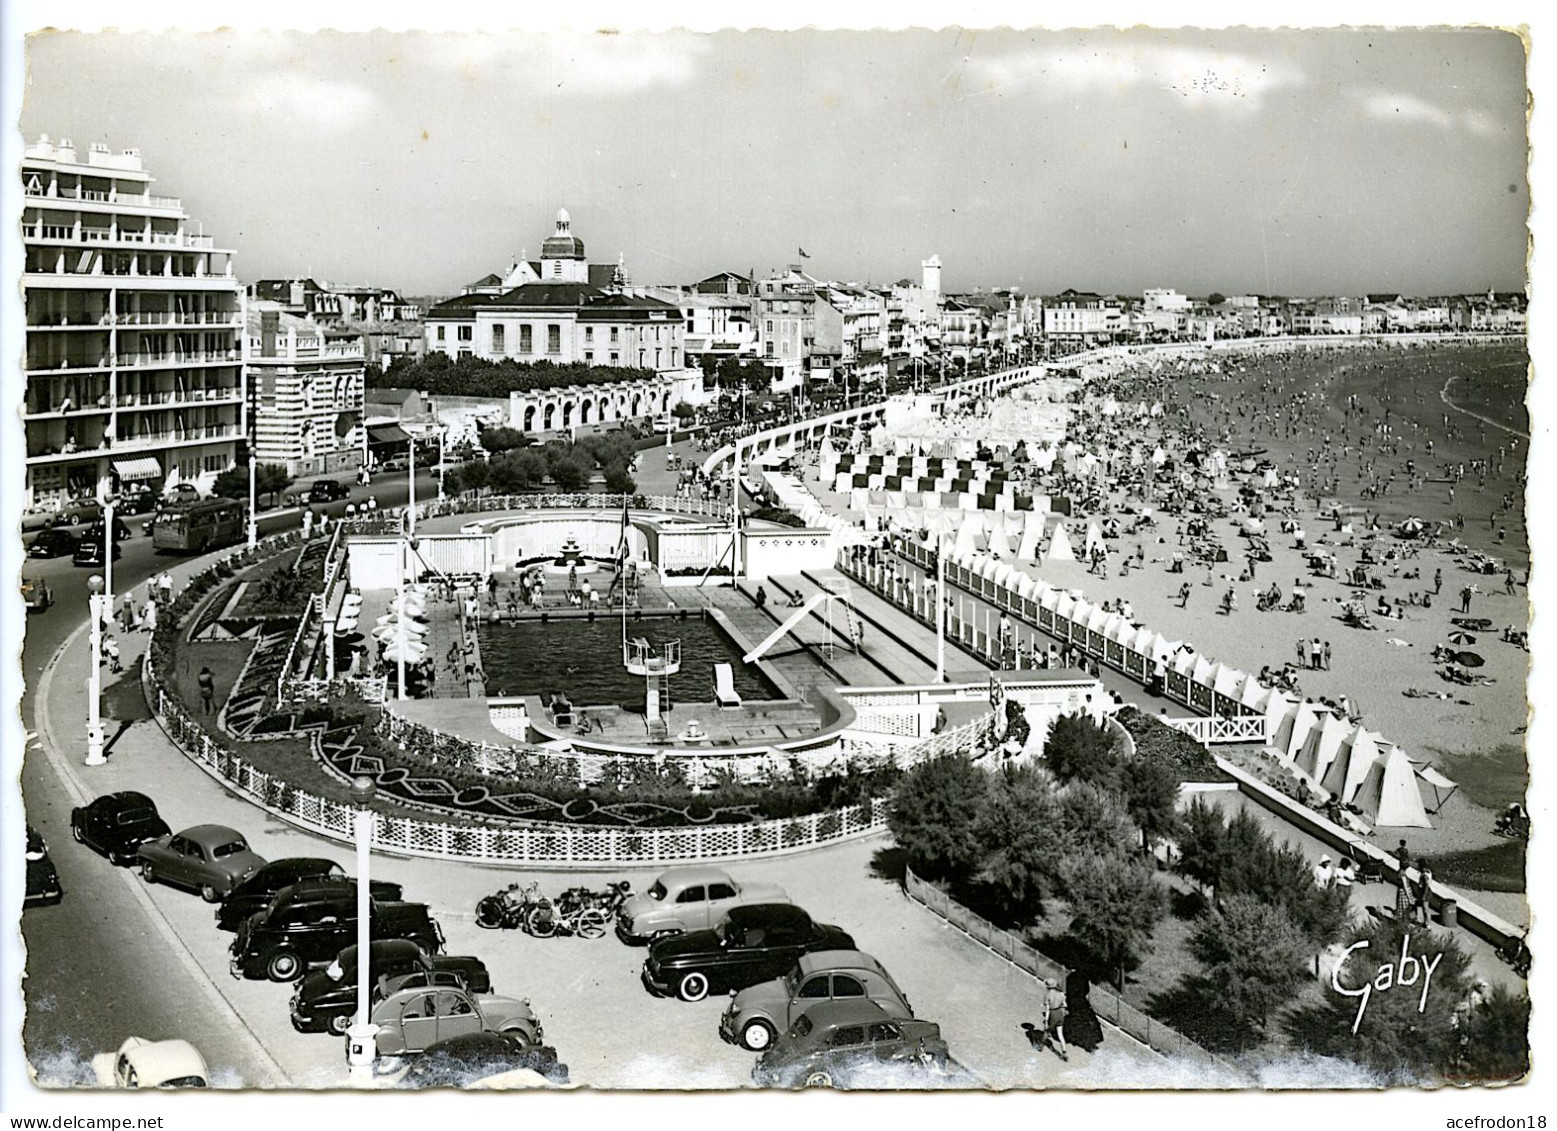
[540, 207, 589, 283]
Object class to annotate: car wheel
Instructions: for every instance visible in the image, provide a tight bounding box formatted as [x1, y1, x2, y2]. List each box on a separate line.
[804, 1070, 833, 1088]
[110, 849, 132, 867]
[265, 950, 302, 982]
[200, 882, 221, 903]
[741, 1019, 776, 1052]
[70, 822, 84, 844]
[69, 514, 81, 526]
[676, 972, 709, 1003]
[140, 861, 157, 885]
[328, 1013, 352, 1037]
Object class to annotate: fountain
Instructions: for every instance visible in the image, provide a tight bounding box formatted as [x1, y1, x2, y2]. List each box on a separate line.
[541, 534, 601, 577]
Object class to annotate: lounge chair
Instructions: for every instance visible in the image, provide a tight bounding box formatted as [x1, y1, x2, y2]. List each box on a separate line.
[714, 663, 742, 709]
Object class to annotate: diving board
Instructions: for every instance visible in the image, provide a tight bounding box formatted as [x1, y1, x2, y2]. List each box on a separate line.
[742, 591, 860, 663]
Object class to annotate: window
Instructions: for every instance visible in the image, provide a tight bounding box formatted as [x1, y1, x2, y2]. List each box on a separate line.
[638, 350, 646, 367]
[766, 320, 774, 333]
[551, 260, 562, 277]
[457, 325, 472, 342]
[491, 323, 505, 352]
[686, 319, 694, 333]
[765, 342, 774, 358]
[833, 975, 867, 998]
[609, 352, 619, 365]
[797, 977, 830, 999]
[654, 349, 662, 368]
[435, 326, 445, 341]
[867, 1022, 899, 1043]
[203, 454, 225, 473]
[547, 324, 561, 354]
[610, 327, 619, 344]
[829, 1026, 867, 1049]
[670, 348, 678, 367]
[584, 326, 594, 342]
[584, 351, 593, 363]
[675, 886, 705, 904]
[708, 883, 736, 900]
[520, 325, 532, 353]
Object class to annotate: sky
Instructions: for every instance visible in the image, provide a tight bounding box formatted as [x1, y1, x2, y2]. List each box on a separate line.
[19, 25, 1529, 298]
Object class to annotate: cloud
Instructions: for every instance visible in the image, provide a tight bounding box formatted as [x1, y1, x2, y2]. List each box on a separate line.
[962, 44, 1304, 110]
[1362, 91, 1453, 128]
[244, 73, 378, 130]
[407, 31, 711, 95]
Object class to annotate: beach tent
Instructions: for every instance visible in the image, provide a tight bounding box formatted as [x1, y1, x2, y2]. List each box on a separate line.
[1298, 713, 1351, 785]
[1044, 523, 1077, 562]
[1016, 512, 1045, 560]
[1239, 673, 1269, 712]
[1151, 447, 1169, 466]
[953, 521, 981, 555]
[849, 488, 871, 513]
[1280, 700, 1323, 763]
[886, 490, 907, 509]
[1319, 727, 1380, 803]
[1353, 745, 1432, 828]
[1014, 574, 1039, 600]
[1260, 689, 1297, 752]
[986, 525, 1015, 559]
[1083, 521, 1105, 560]
[1414, 764, 1459, 814]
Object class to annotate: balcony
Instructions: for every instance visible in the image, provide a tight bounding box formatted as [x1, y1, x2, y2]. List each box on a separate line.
[25, 355, 111, 375]
[26, 312, 112, 328]
[117, 310, 241, 326]
[113, 426, 237, 450]
[115, 349, 241, 369]
[23, 184, 182, 211]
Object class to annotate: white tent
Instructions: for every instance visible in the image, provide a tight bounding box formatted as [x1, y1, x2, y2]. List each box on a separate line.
[848, 488, 871, 513]
[1017, 512, 1045, 560]
[986, 525, 1015, 559]
[1414, 764, 1459, 814]
[1353, 745, 1432, 828]
[1298, 713, 1351, 785]
[1083, 521, 1105, 559]
[1044, 523, 1076, 562]
[1335, 728, 1384, 805]
[954, 521, 981, 555]
[1280, 700, 1323, 763]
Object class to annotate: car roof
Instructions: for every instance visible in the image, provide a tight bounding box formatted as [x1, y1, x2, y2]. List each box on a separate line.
[654, 866, 734, 886]
[796, 950, 883, 976]
[798, 999, 893, 1028]
[727, 903, 809, 927]
[177, 824, 247, 845]
[123, 1038, 208, 1081]
[100, 791, 157, 809]
[257, 857, 338, 879]
[338, 938, 427, 964]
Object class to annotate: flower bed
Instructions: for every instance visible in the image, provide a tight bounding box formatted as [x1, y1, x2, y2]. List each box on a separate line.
[1113, 706, 1233, 784]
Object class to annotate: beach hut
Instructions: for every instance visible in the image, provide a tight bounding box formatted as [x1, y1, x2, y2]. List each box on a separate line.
[886, 490, 907, 509]
[1083, 521, 1105, 560]
[1016, 512, 1045, 560]
[986, 525, 1015, 560]
[1212, 665, 1246, 716]
[953, 521, 981, 555]
[1279, 700, 1322, 763]
[1353, 745, 1432, 828]
[849, 487, 871, 513]
[1260, 690, 1298, 757]
[1298, 713, 1351, 785]
[1044, 523, 1077, 562]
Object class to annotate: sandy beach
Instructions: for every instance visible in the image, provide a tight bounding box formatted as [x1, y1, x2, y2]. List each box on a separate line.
[806, 337, 1530, 922]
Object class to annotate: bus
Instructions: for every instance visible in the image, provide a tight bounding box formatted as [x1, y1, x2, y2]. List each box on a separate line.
[151, 497, 247, 553]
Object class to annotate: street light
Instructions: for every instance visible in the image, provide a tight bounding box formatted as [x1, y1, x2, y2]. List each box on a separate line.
[86, 574, 106, 766]
[247, 379, 259, 548]
[345, 775, 379, 1086]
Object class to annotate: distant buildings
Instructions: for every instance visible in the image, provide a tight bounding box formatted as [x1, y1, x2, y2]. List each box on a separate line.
[21, 135, 245, 504]
[244, 304, 366, 476]
[247, 278, 424, 370]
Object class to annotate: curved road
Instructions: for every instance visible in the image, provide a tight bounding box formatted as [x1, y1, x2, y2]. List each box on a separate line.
[17, 470, 436, 1086]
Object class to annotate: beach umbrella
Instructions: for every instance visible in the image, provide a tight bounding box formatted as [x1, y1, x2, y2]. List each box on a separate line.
[1454, 651, 1485, 668]
[381, 639, 428, 664]
[1447, 630, 1477, 645]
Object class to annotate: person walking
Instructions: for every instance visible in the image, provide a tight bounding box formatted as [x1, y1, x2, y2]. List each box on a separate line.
[1460, 585, 1473, 614]
[119, 592, 135, 634]
[1504, 567, 1516, 595]
[1322, 640, 1332, 671]
[198, 666, 216, 716]
[1178, 581, 1192, 608]
[104, 634, 121, 674]
[157, 570, 174, 604]
[1041, 977, 1069, 1060]
[1434, 567, 1443, 595]
[1310, 637, 1323, 671]
[1415, 865, 1435, 927]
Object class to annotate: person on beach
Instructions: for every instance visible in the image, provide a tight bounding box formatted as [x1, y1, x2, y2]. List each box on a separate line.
[198, 666, 216, 715]
[1297, 638, 1307, 669]
[1178, 582, 1192, 608]
[1322, 640, 1332, 670]
[1460, 585, 1473, 614]
[1434, 568, 1443, 595]
[1310, 638, 1323, 671]
[1415, 864, 1435, 927]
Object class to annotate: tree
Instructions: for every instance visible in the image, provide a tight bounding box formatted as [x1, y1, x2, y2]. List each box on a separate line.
[448, 459, 490, 495]
[886, 753, 991, 882]
[548, 454, 590, 492]
[211, 467, 247, 502]
[971, 764, 1064, 921]
[1207, 293, 1227, 307]
[1121, 756, 1180, 852]
[601, 460, 636, 495]
[1055, 781, 1138, 860]
[1450, 984, 1531, 1083]
[1185, 894, 1311, 1043]
[480, 425, 528, 454]
[1059, 850, 1167, 990]
[1042, 713, 1120, 786]
[255, 463, 294, 505]
[1177, 796, 1227, 897]
[671, 401, 696, 422]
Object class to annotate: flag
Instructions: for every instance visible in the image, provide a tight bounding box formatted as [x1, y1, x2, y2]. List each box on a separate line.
[798, 247, 810, 258]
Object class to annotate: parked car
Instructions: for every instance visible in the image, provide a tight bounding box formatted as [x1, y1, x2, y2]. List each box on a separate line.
[216, 859, 403, 932]
[163, 483, 202, 504]
[750, 999, 950, 1089]
[71, 791, 171, 866]
[116, 486, 158, 516]
[363, 983, 542, 1061]
[85, 516, 133, 542]
[230, 882, 444, 982]
[378, 455, 409, 474]
[641, 904, 854, 1003]
[308, 479, 350, 504]
[291, 939, 490, 1035]
[720, 949, 914, 1051]
[24, 826, 63, 908]
[53, 496, 104, 527]
[27, 528, 79, 559]
[616, 866, 789, 944]
[20, 502, 59, 533]
[137, 824, 267, 902]
[395, 1032, 569, 1089]
[72, 530, 123, 567]
[20, 574, 53, 612]
[92, 1037, 209, 1089]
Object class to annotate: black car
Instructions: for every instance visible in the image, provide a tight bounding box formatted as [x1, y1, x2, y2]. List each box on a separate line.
[72, 531, 123, 567]
[642, 904, 856, 1003]
[290, 939, 491, 1035]
[398, 1032, 569, 1088]
[116, 488, 157, 516]
[216, 861, 404, 932]
[25, 826, 63, 908]
[230, 882, 444, 982]
[308, 479, 350, 504]
[27, 528, 79, 558]
[70, 791, 171, 866]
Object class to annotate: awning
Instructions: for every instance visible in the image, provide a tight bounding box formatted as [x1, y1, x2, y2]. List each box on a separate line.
[112, 457, 165, 481]
[1413, 763, 1459, 814]
[367, 424, 411, 445]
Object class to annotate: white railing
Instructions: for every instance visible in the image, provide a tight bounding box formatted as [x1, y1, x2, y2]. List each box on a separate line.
[1162, 715, 1270, 745]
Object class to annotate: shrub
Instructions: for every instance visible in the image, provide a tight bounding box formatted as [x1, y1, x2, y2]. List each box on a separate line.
[887, 753, 991, 882]
[1059, 848, 1167, 989]
[1043, 712, 1121, 786]
[1185, 894, 1312, 1043]
[1114, 705, 1225, 782]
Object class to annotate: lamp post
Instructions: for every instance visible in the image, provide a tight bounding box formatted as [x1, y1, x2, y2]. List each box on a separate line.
[434, 415, 446, 503]
[247, 378, 259, 548]
[935, 532, 947, 683]
[395, 546, 407, 702]
[345, 775, 379, 1086]
[406, 430, 416, 540]
[85, 574, 106, 765]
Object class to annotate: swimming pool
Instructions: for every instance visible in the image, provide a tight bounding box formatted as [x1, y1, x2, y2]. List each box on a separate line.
[476, 615, 780, 707]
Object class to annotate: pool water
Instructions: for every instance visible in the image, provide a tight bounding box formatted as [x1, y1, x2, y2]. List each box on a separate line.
[476, 615, 780, 707]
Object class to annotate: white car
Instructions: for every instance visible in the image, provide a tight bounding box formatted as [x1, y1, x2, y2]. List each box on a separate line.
[93, 1037, 209, 1088]
[615, 866, 789, 944]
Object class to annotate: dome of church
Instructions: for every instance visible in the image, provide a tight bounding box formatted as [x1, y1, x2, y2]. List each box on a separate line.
[542, 205, 585, 259]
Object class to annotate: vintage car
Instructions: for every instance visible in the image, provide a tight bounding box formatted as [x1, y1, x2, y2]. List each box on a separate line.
[52, 496, 105, 527]
[71, 791, 171, 866]
[291, 939, 490, 1035]
[308, 478, 350, 504]
[26, 528, 79, 559]
[162, 483, 202, 504]
[230, 883, 444, 982]
[720, 949, 914, 1051]
[750, 999, 950, 1089]
[216, 859, 403, 931]
[116, 485, 158, 516]
[641, 904, 854, 1003]
[616, 866, 789, 945]
[92, 1037, 209, 1089]
[20, 502, 59, 534]
[20, 574, 53, 612]
[137, 824, 266, 902]
[361, 984, 542, 1061]
[72, 529, 123, 567]
[24, 826, 63, 908]
[394, 1032, 570, 1089]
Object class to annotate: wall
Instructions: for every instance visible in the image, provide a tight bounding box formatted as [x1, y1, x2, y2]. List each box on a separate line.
[740, 528, 837, 580]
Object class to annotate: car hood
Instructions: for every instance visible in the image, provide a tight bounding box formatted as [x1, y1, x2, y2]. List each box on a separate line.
[646, 927, 723, 964]
[730, 975, 791, 1016]
[618, 893, 661, 923]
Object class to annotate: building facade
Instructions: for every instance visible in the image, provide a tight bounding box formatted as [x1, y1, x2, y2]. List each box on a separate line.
[21, 135, 244, 504]
[245, 305, 367, 476]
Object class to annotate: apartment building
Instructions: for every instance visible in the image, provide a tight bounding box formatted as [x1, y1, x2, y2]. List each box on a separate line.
[245, 305, 367, 476]
[21, 135, 244, 504]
